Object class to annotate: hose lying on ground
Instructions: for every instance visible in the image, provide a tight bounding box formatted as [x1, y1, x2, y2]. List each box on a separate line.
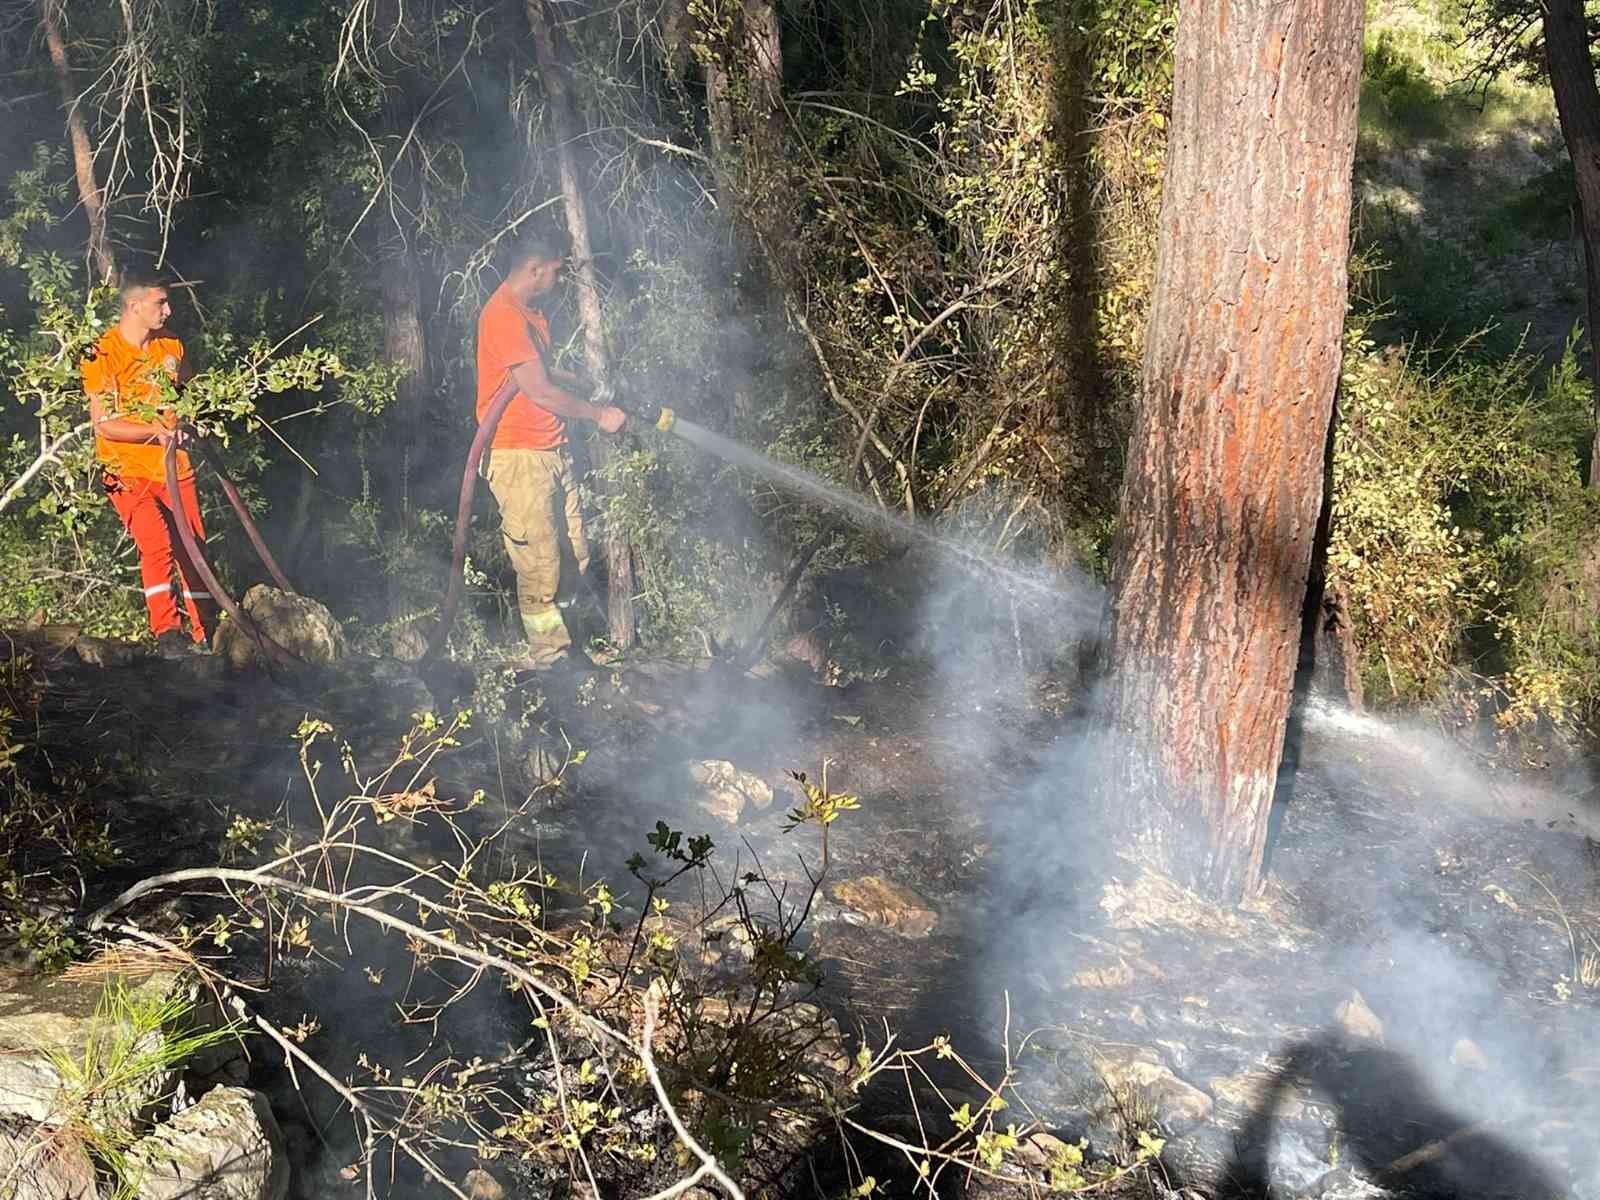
[163, 433, 301, 667]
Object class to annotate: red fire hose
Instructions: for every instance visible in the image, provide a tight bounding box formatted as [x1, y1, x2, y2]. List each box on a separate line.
[163, 432, 300, 667]
[425, 376, 519, 662]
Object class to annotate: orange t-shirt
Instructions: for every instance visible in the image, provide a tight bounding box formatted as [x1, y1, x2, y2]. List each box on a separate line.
[475, 284, 565, 451]
[82, 327, 191, 481]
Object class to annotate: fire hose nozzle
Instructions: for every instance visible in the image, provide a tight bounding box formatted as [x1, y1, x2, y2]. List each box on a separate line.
[634, 403, 676, 432]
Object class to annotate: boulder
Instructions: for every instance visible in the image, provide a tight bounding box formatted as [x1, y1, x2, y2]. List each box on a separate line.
[0, 967, 185, 1127]
[125, 1087, 287, 1200]
[1449, 1037, 1489, 1071]
[827, 876, 938, 938]
[1333, 990, 1384, 1044]
[687, 760, 773, 825]
[1092, 1048, 1213, 1130]
[463, 1167, 506, 1199]
[0, 1123, 96, 1200]
[1209, 1068, 1305, 1121]
[211, 586, 345, 669]
[525, 736, 571, 789]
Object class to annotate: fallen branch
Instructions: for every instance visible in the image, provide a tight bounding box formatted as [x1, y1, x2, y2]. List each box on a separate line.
[86, 865, 740, 1199]
[241, 999, 471, 1200]
[642, 988, 746, 1200]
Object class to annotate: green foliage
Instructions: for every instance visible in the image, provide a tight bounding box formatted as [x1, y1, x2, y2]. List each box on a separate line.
[1330, 313, 1600, 731]
[0, 159, 394, 638]
[17, 914, 81, 972]
[1071, 0, 1175, 102]
[1362, 30, 1453, 143]
[45, 979, 246, 1198]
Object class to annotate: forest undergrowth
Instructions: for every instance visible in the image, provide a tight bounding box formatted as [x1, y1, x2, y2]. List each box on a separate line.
[4, 0, 1600, 1191]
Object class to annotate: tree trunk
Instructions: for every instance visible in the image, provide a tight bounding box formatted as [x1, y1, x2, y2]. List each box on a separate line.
[1541, 0, 1600, 487]
[366, 0, 434, 524]
[1100, 0, 1364, 903]
[40, 0, 113, 282]
[523, 0, 636, 647]
[699, 0, 789, 430]
[703, 0, 784, 168]
[380, 239, 430, 522]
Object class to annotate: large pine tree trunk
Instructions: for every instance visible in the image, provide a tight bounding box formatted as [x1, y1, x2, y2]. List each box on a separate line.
[524, 0, 636, 648]
[1541, 0, 1600, 488]
[1101, 0, 1364, 903]
[40, 0, 113, 282]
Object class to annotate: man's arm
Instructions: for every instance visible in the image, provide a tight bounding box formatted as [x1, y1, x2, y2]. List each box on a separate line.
[510, 357, 626, 433]
[87, 389, 182, 446]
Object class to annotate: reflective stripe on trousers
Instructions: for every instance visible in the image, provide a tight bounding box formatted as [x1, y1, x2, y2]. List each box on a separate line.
[482, 447, 590, 657]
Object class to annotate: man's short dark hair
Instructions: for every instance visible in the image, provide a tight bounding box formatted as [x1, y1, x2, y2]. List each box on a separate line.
[508, 233, 564, 270]
[119, 271, 169, 305]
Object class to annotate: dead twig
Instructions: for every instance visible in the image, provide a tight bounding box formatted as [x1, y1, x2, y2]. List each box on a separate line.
[1388, 1122, 1492, 1173]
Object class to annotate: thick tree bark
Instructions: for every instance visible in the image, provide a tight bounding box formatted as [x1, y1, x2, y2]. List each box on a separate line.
[1541, 0, 1600, 487]
[40, 0, 113, 282]
[1101, 0, 1364, 903]
[524, 0, 637, 647]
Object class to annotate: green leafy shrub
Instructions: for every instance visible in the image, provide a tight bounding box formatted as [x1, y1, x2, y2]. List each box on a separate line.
[1330, 314, 1600, 734]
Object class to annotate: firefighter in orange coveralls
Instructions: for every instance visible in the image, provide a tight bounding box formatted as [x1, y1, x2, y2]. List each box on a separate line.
[476, 236, 627, 669]
[82, 274, 216, 657]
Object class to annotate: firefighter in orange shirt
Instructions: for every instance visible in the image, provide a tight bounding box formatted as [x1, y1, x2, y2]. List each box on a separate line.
[82, 274, 216, 657]
[476, 236, 626, 668]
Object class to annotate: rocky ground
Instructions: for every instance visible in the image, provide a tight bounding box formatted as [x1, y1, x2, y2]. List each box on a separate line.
[3, 595, 1599, 1200]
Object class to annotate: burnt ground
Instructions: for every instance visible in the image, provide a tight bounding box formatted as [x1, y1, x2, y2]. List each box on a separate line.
[3, 618, 1600, 1200]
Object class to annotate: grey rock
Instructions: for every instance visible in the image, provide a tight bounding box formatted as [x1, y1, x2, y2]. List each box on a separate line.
[0, 964, 241, 1141]
[826, 876, 938, 938]
[687, 759, 773, 824]
[1091, 1047, 1213, 1130]
[126, 1087, 287, 1200]
[212, 586, 345, 669]
[0, 968, 186, 1127]
[1333, 990, 1384, 1044]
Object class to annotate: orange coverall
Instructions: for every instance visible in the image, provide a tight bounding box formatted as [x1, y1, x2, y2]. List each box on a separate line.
[82, 328, 214, 642]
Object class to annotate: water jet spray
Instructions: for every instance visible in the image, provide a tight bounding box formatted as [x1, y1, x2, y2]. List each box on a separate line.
[428, 391, 1089, 661]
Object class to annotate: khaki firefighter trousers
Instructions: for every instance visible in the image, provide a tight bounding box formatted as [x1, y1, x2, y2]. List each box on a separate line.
[483, 447, 590, 663]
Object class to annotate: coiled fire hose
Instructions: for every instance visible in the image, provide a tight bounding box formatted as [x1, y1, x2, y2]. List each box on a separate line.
[163, 430, 301, 667]
[424, 386, 675, 661]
